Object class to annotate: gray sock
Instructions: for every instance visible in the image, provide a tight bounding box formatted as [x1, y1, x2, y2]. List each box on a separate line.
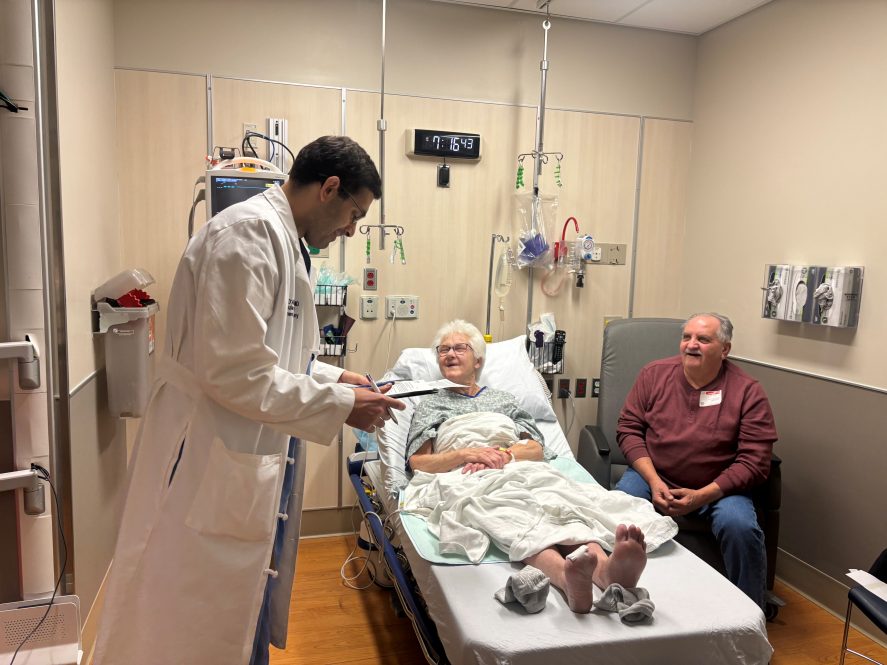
[494, 565, 550, 614]
[593, 583, 655, 623]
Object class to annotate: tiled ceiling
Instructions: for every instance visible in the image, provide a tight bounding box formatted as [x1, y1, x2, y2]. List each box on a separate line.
[429, 0, 774, 35]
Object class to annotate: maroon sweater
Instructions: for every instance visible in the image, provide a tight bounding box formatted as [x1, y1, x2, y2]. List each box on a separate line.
[617, 356, 777, 495]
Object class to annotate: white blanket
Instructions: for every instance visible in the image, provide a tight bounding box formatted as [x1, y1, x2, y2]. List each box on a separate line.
[435, 411, 520, 454]
[402, 461, 678, 563]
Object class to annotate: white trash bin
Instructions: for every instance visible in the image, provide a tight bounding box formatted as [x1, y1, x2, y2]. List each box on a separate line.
[93, 269, 160, 418]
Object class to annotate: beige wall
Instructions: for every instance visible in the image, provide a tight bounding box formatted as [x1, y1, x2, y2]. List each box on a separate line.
[112, 0, 697, 120]
[685, 0, 887, 388]
[685, 0, 887, 618]
[56, 0, 123, 387]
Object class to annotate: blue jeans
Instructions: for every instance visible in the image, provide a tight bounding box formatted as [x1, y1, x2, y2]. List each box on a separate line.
[616, 467, 766, 609]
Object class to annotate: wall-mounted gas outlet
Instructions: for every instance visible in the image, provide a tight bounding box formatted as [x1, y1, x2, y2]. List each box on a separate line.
[585, 243, 626, 265]
[359, 295, 378, 319]
[386, 295, 419, 319]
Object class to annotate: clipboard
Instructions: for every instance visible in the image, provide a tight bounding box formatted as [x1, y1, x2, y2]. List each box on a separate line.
[388, 388, 439, 398]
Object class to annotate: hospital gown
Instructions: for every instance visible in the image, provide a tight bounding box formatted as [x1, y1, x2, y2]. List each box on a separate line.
[405, 388, 555, 467]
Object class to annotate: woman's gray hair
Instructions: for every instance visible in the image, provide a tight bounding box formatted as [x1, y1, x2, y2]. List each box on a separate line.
[431, 319, 487, 377]
[685, 312, 734, 344]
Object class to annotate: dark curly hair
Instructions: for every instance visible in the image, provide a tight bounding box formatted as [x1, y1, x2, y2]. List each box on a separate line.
[289, 135, 382, 199]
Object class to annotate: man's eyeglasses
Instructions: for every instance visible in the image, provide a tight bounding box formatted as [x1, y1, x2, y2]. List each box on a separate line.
[317, 173, 367, 221]
[340, 185, 367, 221]
[436, 343, 473, 356]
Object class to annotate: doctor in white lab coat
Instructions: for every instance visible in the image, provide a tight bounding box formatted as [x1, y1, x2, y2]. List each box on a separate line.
[94, 136, 403, 665]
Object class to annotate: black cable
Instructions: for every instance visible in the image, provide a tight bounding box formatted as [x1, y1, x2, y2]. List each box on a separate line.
[242, 133, 260, 158]
[242, 131, 295, 167]
[1, 89, 28, 113]
[9, 466, 68, 665]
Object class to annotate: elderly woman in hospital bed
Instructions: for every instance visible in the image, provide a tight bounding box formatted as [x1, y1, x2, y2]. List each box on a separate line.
[401, 320, 678, 615]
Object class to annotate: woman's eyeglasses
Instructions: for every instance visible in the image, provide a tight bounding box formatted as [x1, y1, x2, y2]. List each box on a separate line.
[436, 343, 473, 356]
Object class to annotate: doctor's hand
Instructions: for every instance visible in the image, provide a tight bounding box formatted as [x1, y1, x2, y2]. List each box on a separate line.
[338, 370, 394, 392]
[346, 388, 404, 433]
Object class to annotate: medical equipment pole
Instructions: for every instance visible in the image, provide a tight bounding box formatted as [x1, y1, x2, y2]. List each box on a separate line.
[377, 0, 388, 251]
[527, 16, 551, 327]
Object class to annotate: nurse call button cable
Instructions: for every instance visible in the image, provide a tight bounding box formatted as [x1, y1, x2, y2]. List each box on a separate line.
[8, 465, 68, 665]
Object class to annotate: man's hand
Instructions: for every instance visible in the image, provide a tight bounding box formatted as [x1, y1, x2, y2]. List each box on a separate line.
[649, 478, 675, 513]
[338, 371, 394, 393]
[665, 488, 704, 516]
[345, 388, 404, 432]
[666, 483, 724, 517]
[631, 457, 674, 513]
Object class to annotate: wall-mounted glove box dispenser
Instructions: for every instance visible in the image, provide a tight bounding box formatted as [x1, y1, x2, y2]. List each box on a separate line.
[762, 265, 863, 327]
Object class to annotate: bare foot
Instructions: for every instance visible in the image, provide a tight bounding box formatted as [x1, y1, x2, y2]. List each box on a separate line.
[597, 524, 647, 589]
[563, 545, 598, 613]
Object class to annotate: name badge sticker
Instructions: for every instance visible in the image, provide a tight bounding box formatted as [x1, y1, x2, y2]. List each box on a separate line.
[699, 390, 722, 407]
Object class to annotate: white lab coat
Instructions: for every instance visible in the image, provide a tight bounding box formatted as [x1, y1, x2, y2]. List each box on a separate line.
[94, 185, 354, 665]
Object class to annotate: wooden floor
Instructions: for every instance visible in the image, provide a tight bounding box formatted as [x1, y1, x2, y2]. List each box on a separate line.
[270, 535, 887, 665]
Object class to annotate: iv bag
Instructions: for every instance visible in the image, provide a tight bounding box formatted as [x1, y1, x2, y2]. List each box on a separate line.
[494, 248, 514, 297]
[513, 193, 556, 270]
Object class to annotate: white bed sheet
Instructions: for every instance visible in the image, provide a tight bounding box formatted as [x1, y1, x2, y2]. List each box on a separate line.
[363, 458, 772, 665]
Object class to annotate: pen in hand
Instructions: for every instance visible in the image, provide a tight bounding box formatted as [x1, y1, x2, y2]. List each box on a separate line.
[365, 373, 399, 425]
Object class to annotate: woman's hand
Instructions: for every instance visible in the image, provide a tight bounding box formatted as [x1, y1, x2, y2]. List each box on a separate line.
[459, 447, 510, 473]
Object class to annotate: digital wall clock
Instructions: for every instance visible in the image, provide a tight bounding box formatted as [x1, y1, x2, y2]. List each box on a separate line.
[405, 129, 482, 160]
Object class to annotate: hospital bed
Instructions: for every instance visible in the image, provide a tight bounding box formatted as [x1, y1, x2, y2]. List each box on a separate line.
[347, 336, 773, 665]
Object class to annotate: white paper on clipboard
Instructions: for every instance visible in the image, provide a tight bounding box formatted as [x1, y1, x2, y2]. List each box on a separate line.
[846, 569, 887, 603]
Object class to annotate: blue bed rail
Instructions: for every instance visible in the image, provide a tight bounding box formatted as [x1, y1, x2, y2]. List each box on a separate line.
[348, 459, 448, 664]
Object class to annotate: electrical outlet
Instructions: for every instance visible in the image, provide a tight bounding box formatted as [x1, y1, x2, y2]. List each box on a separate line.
[359, 295, 378, 320]
[385, 295, 418, 319]
[242, 122, 257, 138]
[575, 378, 587, 398]
[558, 379, 571, 399]
[591, 378, 601, 398]
[544, 378, 554, 395]
[363, 267, 377, 290]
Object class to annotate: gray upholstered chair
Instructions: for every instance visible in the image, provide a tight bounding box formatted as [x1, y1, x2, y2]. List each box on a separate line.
[576, 317, 782, 618]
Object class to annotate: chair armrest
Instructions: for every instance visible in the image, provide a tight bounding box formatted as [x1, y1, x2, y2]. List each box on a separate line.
[577, 426, 614, 488]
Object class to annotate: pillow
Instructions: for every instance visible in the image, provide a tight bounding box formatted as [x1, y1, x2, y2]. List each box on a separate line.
[377, 336, 557, 498]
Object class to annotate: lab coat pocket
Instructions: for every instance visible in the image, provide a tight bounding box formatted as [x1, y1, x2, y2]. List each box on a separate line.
[185, 437, 281, 542]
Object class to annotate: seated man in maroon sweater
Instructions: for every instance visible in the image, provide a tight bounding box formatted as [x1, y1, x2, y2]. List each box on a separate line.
[615, 312, 777, 609]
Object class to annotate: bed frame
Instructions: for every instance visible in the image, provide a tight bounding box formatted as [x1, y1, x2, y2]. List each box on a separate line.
[349, 453, 447, 664]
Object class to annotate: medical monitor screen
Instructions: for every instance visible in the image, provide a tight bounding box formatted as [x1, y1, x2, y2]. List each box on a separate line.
[207, 172, 286, 218]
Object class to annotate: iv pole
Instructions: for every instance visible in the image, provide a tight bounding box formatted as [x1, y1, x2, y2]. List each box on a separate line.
[526, 8, 552, 327]
[360, 0, 403, 252]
